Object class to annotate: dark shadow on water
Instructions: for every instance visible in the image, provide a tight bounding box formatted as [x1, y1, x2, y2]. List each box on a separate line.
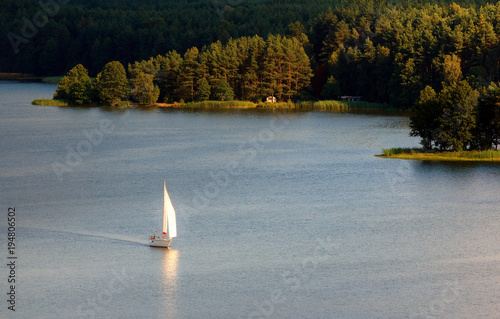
[417, 160, 500, 169]
[154, 106, 409, 119]
[413, 160, 500, 178]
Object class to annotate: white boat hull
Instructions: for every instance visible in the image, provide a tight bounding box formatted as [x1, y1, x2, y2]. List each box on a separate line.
[149, 238, 172, 248]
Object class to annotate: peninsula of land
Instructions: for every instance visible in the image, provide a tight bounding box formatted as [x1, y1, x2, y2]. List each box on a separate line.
[377, 148, 500, 162]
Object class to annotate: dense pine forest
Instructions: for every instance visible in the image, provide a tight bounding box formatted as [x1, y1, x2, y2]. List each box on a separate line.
[2, 0, 341, 76]
[4, 0, 500, 110]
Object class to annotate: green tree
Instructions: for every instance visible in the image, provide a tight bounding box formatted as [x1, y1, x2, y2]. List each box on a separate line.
[410, 86, 441, 150]
[262, 34, 286, 99]
[156, 51, 183, 103]
[477, 82, 500, 149]
[93, 61, 130, 106]
[176, 47, 199, 102]
[205, 41, 224, 88]
[436, 81, 478, 151]
[130, 72, 160, 105]
[286, 21, 309, 47]
[473, 15, 497, 60]
[54, 64, 92, 105]
[262, 35, 312, 100]
[212, 79, 234, 101]
[222, 38, 239, 89]
[128, 58, 160, 79]
[239, 35, 265, 101]
[311, 8, 338, 62]
[390, 56, 423, 109]
[284, 37, 313, 100]
[196, 78, 211, 101]
[321, 76, 341, 99]
[441, 54, 462, 85]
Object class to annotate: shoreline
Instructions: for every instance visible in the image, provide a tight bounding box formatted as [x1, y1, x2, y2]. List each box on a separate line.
[32, 99, 401, 112]
[0, 73, 63, 84]
[376, 148, 500, 162]
[0, 73, 43, 82]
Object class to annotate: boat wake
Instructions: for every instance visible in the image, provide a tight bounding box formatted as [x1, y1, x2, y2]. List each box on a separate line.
[21, 225, 148, 246]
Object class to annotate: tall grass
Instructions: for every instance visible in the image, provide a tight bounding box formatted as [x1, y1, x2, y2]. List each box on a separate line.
[381, 148, 418, 156]
[180, 100, 256, 108]
[32, 99, 68, 106]
[451, 149, 500, 159]
[256, 101, 295, 108]
[379, 148, 500, 161]
[256, 100, 394, 110]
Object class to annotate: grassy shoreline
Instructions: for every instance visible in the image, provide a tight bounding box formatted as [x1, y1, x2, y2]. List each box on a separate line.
[31, 98, 398, 111]
[159, 100, 396, 111]
[32, 99, 68, 106]
[377, 148, 500, 162]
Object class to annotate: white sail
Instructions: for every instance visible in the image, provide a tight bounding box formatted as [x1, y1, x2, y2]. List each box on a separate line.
[164, 180, 177, 238]
[163, 180, 168, 235]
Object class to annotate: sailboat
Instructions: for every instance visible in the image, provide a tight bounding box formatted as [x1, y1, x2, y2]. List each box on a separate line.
[150, 180, 177, 248]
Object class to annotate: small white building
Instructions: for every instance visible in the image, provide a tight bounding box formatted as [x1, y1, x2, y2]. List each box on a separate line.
[266, 96, 277, 103]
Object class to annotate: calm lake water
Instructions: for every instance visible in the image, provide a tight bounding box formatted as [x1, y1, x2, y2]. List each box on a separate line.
[1, 81, 499, 319]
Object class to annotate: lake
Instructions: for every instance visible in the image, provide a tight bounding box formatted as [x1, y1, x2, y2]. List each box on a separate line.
[1, 81, 499, 318]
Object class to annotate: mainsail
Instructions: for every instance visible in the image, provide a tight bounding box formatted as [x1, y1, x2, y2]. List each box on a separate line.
[163, 180, 177, 238]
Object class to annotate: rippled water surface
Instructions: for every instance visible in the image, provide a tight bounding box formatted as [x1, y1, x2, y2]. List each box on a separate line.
[1, 81, 499, 318]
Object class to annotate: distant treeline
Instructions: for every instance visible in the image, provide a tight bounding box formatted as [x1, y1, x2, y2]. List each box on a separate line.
[5, 0, 500, 107]
[2, 0, 334, 76]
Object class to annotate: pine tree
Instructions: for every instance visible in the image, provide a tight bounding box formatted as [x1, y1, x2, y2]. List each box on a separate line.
[410, 86, 441, 150]
[390, 55, 423, 108]
[156, 51, 182, 103]
[477, 82, 500, 149]
[205, 41, 224, 88]
[222, 38, 239, 89]
[176, 47, 199, 102]
[436, 81, 478, 151]
[93, 61, 130, 106]
[212, 79, 234, 101]
[262, 35, 285, 99]
[321, 76, 341, 99]
[130, 72, 160, 105]
[240, 36, 265, 101]
[293, 39, 313, 98]
[128, 58, 160, 79]
[441, 54, 462, 85]
[196, 78, 211, 101]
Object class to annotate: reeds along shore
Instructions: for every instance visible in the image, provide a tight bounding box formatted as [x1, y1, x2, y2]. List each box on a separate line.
[182, 100, 395, 111]
[379, 148, 500, 161]
[32, 99, 68, 106]
[31, 98, 395, 111]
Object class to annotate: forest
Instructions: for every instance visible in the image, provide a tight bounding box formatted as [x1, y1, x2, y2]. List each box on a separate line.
[5, 0, 500, 110]
[53, 34, 312, 104]
[2, 0, 338, 76]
